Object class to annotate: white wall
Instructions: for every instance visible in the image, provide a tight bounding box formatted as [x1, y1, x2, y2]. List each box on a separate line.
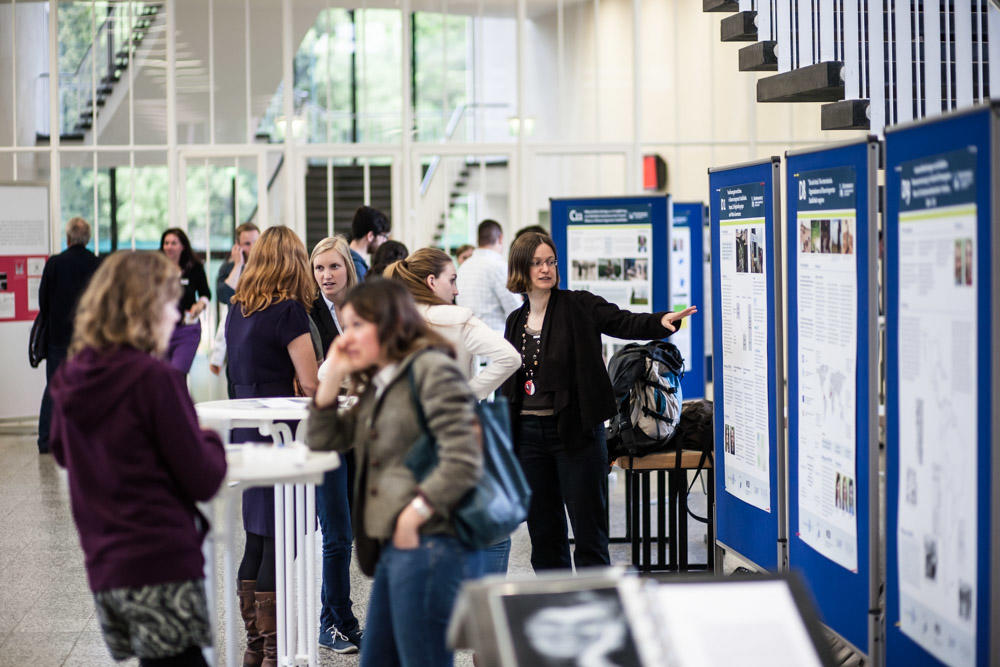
[0, 323, 47, 421]
[521, 0, 865, 213]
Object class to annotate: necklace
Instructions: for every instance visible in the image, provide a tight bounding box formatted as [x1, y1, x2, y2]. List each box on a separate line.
[520, 310, 541, 396]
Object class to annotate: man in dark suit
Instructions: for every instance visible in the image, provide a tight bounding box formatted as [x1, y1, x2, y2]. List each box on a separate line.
[36, 217, 100, 454]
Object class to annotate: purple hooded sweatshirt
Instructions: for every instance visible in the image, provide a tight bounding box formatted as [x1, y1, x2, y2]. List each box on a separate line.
[50, 346, 227, 593]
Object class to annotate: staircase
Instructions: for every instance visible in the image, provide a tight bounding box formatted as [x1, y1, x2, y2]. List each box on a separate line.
[37, 3, 163, 142]
[304, 163, 392, 251]
[705, 0, 997, 133]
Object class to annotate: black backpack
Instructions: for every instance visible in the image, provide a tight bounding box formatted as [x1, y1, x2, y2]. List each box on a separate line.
[606, 340, 685, 459]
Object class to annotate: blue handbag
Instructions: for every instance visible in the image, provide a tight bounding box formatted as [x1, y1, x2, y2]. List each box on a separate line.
[403, 367, 531, 550]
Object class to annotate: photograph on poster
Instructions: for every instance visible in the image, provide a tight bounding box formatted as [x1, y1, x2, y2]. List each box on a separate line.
[750, 228, 763, 274]
[572, 259, 598, 281]
[735, 229, 748, 273]
[624, 258, 648, 281]
[598, 259, 624, 281]
[498, 588, 642, 667]
[637, 235, 648, 253]
[629, 286, 649, 306]
[799, 223, 811, 252]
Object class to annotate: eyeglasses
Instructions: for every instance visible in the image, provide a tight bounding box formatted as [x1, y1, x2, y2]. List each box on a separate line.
[530, 258, 558, 268]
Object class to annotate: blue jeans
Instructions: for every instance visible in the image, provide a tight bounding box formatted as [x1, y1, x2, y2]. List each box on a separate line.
[361, 535, 480, 667]
[480, 537, 511, 576]
[316, 466, 358, 634]
[517, 414, 610, 571]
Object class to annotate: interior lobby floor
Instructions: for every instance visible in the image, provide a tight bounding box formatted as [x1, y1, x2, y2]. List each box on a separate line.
[0, 421, 710, 667]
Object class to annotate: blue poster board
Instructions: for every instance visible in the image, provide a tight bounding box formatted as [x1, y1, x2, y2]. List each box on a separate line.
[885, 104, 997, 667]
[785, 138, 879, 658]
[708, 158, 786, 571]
[670, 202, 707, 399]
[550, 195, 670, 316]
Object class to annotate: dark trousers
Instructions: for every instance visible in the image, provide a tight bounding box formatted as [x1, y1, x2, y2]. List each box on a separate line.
[316, 464, 359, 634]
[516, 414, 610, 571]
[37, 344, 67, 454]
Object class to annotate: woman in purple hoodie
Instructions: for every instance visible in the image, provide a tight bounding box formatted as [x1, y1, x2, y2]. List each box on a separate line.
[50, 251, 227, 667]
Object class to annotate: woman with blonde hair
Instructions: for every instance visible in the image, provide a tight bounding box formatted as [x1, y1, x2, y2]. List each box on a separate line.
[384, 247, 519, 576]
[226, 225, 319, 666]
[50, 251, 226, 666]
[307, 235, 363, 653]
[384, 247, 519, 400]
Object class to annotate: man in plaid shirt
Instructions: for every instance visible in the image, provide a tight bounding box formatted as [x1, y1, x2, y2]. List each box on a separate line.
[456, 219, 523, 332]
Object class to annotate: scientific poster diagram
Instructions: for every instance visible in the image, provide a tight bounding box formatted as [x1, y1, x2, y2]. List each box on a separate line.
[794, 166, 859, 572]
[717, 182, 771, 512]
[895, 147, 978, 667]
[565, 204, 656, 345]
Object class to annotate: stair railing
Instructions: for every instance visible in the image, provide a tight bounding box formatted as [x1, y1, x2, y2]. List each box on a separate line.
[44, 2, 158, 138]
[418, 101, 509, 197]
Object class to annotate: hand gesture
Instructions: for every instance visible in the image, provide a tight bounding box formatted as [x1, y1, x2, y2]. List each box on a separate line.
[392, 503, 424, 550]
[661, 305, 698, 332]
[230, 243, 245, 267]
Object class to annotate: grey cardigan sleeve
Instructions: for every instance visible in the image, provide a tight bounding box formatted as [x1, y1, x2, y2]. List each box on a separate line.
[412, 355, 483, 513]
[306, 400, 358, 453]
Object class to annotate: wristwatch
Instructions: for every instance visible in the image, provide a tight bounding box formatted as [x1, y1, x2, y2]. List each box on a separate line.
[410, 495, 433, 520]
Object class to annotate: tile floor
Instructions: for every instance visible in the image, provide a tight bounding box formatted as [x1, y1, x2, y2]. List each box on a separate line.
[0, 420, 709, 667]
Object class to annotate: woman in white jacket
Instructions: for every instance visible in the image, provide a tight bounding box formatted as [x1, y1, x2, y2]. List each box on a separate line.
[384, 248, 520, 401]
[384, 247, 521, 575]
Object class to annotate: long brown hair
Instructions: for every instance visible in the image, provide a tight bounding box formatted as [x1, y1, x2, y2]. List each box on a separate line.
[232, 226, 314, 316]
[343, 279, 453, 372]
[507, 232, 558, 293]
[383, 247, 453, 306]
[70, 251, 181, 357]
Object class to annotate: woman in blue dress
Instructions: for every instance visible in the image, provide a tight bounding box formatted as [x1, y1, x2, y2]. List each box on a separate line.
[225, 226, 319, 666]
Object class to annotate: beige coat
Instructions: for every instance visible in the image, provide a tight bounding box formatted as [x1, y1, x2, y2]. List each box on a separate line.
[306, 348, 482, 541]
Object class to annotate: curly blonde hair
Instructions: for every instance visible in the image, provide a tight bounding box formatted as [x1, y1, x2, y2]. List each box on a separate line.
[70, 251, 182, 357]
[231, 226, 314, 316]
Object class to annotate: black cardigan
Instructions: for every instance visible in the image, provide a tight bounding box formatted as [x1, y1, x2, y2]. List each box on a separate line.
[501, 289, 674, 446]
[309, 295, 340, 356]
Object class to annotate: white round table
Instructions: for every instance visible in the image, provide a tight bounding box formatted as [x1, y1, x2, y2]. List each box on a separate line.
[196, 398, 345, 667]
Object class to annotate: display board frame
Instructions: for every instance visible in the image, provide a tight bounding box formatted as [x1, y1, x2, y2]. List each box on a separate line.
[549, 195, 671, 316]
[785, 137, 880, 662]
[708, 157, 786, 572]
[884, 102, 998, 667]
[670, 202, 707, 400]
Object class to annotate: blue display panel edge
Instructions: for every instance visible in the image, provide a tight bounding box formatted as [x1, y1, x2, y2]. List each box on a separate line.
[708, 158, 784, 571]
[670, 202, 707, 400]
[885, 104, 995, 667]
[785, 138, 878, 656]
[549, 196, 671, 315]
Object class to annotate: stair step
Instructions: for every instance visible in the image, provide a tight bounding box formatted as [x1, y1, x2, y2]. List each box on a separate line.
[704, 0, 739, 11]
[739, 41, 777, 71]
[821, 99, 870, 130]
[721, 11, 757, 41]
[757, 61, 844, 103]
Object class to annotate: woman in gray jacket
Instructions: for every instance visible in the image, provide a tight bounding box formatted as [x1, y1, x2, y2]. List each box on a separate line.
[307, 279, 483, 667]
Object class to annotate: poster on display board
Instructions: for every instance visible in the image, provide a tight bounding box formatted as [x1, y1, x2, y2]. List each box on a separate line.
[793, 164, 860, 572]
[885, 104, 997, 667]
[0, 184, 50, 321]
[786, 137, 879, 660]
[670, 202, 706, 399]
[709, 157, 785, 572]
[716, 181, 772, 513]
[550, 196, 670, 346]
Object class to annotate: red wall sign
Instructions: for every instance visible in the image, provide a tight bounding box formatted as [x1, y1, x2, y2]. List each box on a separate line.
[0, 255, 48, 322]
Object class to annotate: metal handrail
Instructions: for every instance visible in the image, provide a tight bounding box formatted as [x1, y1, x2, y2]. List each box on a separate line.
[418, 102, 509, 196]
[51, 3, 157, 136]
